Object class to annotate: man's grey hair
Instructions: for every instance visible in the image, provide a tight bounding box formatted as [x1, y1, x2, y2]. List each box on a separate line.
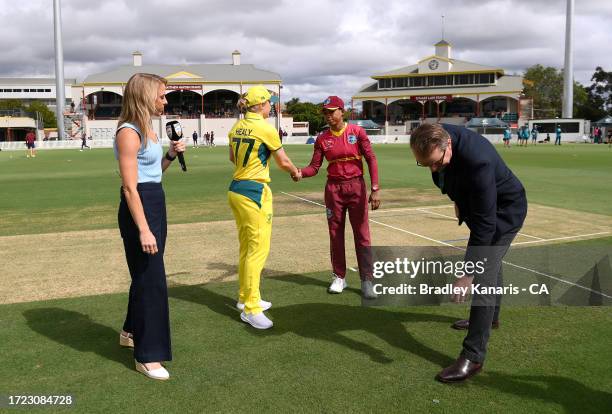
[410, 123, 450, 157]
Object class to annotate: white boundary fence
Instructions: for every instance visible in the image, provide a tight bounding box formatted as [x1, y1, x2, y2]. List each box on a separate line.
[0, 133, 596, 151]
[0, 139, 116, 151]
[0, 135, 412, 151]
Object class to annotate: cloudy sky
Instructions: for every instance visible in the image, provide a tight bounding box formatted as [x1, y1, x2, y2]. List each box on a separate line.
[0, 0, 610, 103]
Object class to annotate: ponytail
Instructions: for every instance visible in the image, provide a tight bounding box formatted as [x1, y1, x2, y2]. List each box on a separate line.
[237, 93, 264, 114]
[237, 94, 249, 114]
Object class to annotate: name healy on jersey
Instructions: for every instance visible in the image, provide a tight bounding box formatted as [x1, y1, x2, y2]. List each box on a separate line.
[233, 128, 253, 137]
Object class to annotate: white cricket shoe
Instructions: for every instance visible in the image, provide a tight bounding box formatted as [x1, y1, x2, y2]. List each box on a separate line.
[328, 275, 347, 294]
[240, 311, 273, 329]
[236, 300, 272, 312]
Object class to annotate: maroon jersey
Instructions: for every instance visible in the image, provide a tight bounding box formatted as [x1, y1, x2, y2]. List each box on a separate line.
[25, 132, 36, 144]
[301, 124, 379, 189]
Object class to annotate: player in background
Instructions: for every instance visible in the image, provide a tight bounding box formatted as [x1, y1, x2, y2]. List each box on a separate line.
[25, 129, 36, 158]
[502, 126, 511, 148]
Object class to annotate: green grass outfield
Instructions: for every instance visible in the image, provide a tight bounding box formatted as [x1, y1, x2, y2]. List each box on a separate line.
[2, 270, 611, 413]
[0, 143, 611, 236]
[1, 143, 612, 412]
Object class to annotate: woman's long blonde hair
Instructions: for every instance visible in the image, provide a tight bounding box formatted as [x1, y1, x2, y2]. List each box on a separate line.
[117, 73, 167, 146]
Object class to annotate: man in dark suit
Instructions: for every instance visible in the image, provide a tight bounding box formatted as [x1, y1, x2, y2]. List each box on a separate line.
[410, 123, 527, 383]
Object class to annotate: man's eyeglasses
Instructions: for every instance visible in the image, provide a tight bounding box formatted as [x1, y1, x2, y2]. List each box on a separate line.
[416, 147, 447, 168]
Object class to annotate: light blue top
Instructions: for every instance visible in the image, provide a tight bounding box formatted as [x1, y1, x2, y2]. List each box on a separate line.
[114, 122, 163, 183]
[522, 127, 530, 139]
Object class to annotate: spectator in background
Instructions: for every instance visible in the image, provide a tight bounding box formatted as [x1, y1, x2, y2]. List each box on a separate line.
[502, 126, 511, 148]
[25, 130, 36, 158]
[80, 132, 90, 151]
[522, 125, 530, 146]
[592, 127, 599, 143]
[531, 125, 538, 145]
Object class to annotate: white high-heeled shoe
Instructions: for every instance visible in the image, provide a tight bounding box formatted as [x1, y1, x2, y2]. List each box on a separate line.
[135, 361, 170, 381]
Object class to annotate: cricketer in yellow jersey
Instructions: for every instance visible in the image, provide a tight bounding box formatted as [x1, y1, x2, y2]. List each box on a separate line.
[228, 85, 301, 330]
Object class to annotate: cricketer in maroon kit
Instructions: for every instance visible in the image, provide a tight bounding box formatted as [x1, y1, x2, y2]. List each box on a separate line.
[25, 130, 37, 158]
[298, 96, 381, 299]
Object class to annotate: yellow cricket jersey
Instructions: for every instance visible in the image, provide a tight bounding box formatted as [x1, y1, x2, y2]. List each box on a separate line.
[228, 112, 282, 183]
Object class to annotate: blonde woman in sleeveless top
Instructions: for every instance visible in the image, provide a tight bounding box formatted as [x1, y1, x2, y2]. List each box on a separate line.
[115, 73, 185, 380]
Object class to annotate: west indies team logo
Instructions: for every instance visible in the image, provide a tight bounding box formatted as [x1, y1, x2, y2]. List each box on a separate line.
[347, 134, 357, 144]
[326, 208, 333, 220]
[323, 97, 331, 106]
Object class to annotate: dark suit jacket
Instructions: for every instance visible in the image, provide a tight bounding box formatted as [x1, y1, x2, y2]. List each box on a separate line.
[432, 124, 527, 247]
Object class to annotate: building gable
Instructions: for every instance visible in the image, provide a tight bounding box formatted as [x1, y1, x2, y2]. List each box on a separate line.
[417, 55, 453, 74]
[165, 71, 203, 80]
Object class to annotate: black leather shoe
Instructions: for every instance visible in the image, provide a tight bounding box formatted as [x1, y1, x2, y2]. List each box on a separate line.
[435, 357, 482, 383]
[451, 319, 500, 330]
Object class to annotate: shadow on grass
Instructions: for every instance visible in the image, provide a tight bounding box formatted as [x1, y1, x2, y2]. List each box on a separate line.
[479, 372, 612, 414]
[169, 270, 457, 367]
[23, 308, 132, 369]
[271, 271, 363, 296]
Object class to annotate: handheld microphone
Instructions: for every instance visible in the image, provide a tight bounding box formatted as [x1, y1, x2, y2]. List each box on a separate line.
[165, 120, 186, 172]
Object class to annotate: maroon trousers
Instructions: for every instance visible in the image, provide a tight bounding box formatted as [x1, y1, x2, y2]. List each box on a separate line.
[324, 176, 373, 280]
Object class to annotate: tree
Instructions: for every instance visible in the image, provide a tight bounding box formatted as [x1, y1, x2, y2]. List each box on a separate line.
[284, 98, 326, 134]
[523, 64, 564, 118]
[586, 67, 612, 116]
[285, 98, 357, 134]
[574, 83, 606, 121]
[0, 99, 25, 111]
[0, 99, 57, 128]
[523, 64, 608, 120]
[26, 101, 57, 128]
